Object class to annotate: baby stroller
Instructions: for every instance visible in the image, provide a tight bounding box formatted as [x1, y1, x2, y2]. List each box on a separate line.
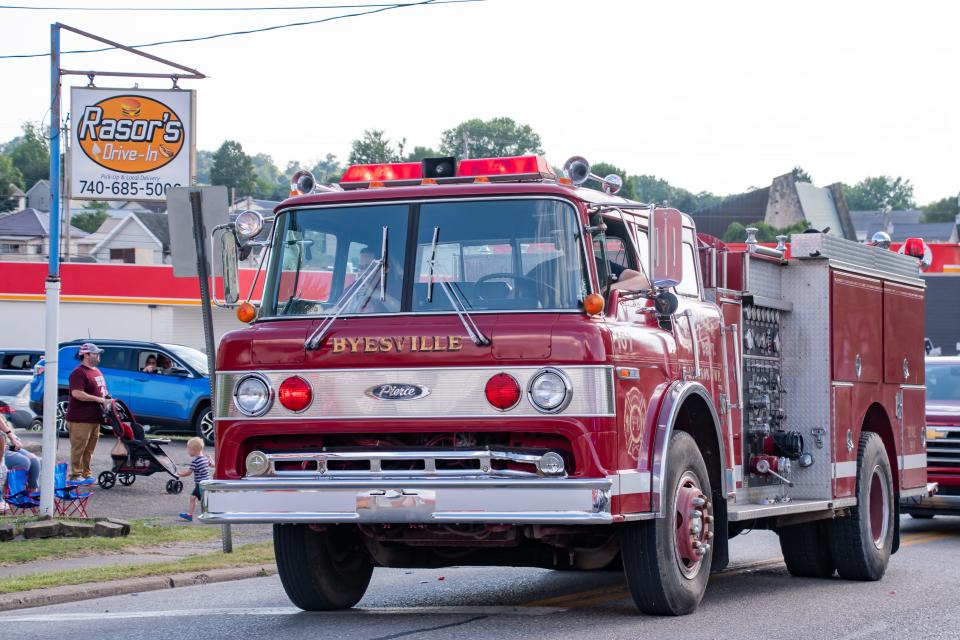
[98, 399, 184, 495]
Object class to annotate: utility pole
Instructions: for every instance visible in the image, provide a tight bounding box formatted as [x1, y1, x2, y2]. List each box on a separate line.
[462, 131, 471, 159]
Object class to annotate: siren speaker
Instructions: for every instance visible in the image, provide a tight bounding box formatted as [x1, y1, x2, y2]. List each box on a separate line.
[422, 157, 458, 179]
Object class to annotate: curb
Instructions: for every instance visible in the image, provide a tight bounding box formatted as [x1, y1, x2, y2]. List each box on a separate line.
[0, 564, 277, 612]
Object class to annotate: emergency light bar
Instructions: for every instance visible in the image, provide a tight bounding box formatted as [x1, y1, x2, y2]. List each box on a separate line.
[338, 155, 556, 188]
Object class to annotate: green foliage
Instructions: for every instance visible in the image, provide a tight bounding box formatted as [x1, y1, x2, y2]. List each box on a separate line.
[0, 154, 25, 210]
[306, 153, 343, 184]
[402, 145, 440, 162]
[921, 195, 959, 223]
[348, 129, 401, 165]
[72, 200, 109, 233]
[842, 175, 915, 210]
[210, 140, 257, 199]
[250, 153, 287, 200]
[588, 162, 636, 200]
[632, 174, 722, 211]
[722, 220, 808, 243]
[194, 149, 215, 185]
[439, 117, 542, 160]
[8, 123, 50, 188]
[791, 166, 813, 183]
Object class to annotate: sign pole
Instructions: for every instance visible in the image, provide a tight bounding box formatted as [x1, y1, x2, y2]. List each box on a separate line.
[189, 191, 231, 552]
[40, 23, 62, 516]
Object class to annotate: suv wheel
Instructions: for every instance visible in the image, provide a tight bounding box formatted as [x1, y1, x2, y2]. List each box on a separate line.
[195, 406, 215, 445]
[56, 397, 69, 437]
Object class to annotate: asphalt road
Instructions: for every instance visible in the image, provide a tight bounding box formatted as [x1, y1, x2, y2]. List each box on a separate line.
[3, 514, 959, 640]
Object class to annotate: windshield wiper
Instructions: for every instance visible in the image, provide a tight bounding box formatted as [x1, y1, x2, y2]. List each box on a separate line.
[439, 280, 490, 347]
[305, 226, 387, 350]
[427, 226, 439, 303]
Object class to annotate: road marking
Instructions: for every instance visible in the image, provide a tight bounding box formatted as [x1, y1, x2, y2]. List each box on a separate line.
[0, 605, 564, 623]
[900, 531, 955, 547]
[521, 584, 626, 607]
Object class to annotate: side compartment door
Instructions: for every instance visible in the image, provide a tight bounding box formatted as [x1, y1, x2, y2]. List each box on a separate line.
[832, 272, 883, 383]
[832, 383, 856, 498]
[883, 282, 924, 385]
[719, 297, 743, 492]
[900, 386, 927, 490]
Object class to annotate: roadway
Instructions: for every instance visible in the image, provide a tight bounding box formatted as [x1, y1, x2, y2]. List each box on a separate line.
[2, 514, 959, 640]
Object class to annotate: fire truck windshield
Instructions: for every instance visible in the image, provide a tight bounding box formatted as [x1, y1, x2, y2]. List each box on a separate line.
[260, 198, 588, 317]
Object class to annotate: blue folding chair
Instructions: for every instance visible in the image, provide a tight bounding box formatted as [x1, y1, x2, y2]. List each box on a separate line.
[4, 467, 39, 515]
[54, 461, 92, 518]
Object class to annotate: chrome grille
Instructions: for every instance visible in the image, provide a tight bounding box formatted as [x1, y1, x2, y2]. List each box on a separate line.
[927, 426, 960, 469]
[247, 448, 563, 479]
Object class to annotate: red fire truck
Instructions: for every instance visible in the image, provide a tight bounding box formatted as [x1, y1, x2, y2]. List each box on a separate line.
[202, 155, 928, 615]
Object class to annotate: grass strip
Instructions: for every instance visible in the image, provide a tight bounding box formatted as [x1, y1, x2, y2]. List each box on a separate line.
[0, 519, 220, 564]
[0, 541, 275, 595]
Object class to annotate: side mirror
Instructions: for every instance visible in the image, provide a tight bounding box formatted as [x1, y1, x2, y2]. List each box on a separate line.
[217, 226, 241, 305]
[168, 367, 190, 377]
[648, 208, 683, 288]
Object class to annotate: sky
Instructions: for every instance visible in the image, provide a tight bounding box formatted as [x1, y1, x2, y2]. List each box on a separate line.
[0, 0, 957, 204]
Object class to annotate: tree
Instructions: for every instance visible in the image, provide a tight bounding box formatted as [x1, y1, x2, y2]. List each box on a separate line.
[402, 146, 440, 162]
[921, 195, 959, 223]
[722, 220, 808, 243]
[250, 153, 287, 200]
[842, 175, 915, 211]
[587, 162, 636, 200]
[0, 155, 24, 211]
[791, 166, 813, 183]
[210, 140, 257, 199]
[8, 122, 49, 188]
[631, 174, 721, 212]
[194, 149, 215, 185]
[348, 130, 401, 165]
[439, 117, 542, 159]
[306, 154, 343, 184]
[72, 201, 109, 233]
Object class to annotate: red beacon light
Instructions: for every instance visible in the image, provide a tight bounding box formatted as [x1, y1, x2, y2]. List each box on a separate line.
[902, 237, 925, 259]
[341, 162, 422, 183]
[278, 376, 313, 412]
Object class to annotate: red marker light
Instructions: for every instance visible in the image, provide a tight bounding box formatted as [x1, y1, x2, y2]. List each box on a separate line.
[341, 162, 422, 182]
[278, 376, 313, 412]
[485, 373, 521, 411]
[458, 155, 553, 177]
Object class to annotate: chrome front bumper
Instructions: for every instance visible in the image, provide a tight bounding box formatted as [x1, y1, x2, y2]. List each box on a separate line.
[199, 476, 613, 525]
[901, 482, 960, 514]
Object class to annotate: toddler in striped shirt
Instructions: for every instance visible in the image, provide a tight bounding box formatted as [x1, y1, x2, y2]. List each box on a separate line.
[178, 437, 213, 522]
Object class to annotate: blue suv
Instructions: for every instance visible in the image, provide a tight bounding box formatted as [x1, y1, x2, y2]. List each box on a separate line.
[30, 339, 215, 444]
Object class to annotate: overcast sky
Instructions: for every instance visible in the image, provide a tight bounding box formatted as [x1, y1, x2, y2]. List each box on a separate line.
[0, 0, 957, 203]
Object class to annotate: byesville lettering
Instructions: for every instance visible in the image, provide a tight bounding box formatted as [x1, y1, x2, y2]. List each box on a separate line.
[331, 335, 463, 354]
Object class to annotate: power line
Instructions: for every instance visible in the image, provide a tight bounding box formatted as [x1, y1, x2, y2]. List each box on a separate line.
[0, 0, 482, 59]
[0, 1, 472, 11]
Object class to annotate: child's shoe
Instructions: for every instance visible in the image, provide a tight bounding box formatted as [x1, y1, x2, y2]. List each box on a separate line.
[179, 513, 193, 522]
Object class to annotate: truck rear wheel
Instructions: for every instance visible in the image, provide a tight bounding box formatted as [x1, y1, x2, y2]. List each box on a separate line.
[622, 431, 713, 615]
[274, 524, 373, 611]
[829, 432, 894, 581]
[778, 520, 835, 578]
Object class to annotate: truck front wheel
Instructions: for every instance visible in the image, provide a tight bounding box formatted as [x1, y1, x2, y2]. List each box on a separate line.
[622, 431, 713, 615]
[829, 432, 894, 580]
[274, 524, 374, 611]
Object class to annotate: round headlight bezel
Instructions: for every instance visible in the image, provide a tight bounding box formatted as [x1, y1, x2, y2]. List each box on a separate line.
[527, 367, 573, 414]
[233, 374, 274, 417]
[245, 450, 271, 477]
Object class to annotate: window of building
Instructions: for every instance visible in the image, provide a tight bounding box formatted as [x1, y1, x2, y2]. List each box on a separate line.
[110, 248, 136, 263]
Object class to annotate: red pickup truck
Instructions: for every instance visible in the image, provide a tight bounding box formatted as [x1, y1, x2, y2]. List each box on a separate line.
[903, 356, 960, 518]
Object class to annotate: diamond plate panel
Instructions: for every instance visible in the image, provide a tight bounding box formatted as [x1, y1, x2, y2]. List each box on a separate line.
[217, 366, 615, 420]
[746, 257, 783, 299]
[779, 261, 834, 500]
[790, 233, 922, 280]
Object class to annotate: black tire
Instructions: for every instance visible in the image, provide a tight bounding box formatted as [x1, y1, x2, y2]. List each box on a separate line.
[622, 431, 713, 615]
[829, 432, 894, 581]
[56, 397, 69, 437]
[166, 479, 184, 494]
[274, 523, 374, 611]
[909, 513, 934, 520]
[195, 404, 215, 446]
[98, 471, 116, 489]
[778, 520, 835, 578]
[118, 473, 136, 486]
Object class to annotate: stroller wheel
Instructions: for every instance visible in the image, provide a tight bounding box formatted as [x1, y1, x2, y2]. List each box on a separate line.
[98, 471, 116, 489]
[118, 473, 136, 486]
[166, 479, 184, 495]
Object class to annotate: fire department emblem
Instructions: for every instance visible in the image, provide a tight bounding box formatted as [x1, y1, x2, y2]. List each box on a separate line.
[365, 383, 431, 401]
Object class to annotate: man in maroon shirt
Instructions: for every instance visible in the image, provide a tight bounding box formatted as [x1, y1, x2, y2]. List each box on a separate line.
[66, 343, 109, 482]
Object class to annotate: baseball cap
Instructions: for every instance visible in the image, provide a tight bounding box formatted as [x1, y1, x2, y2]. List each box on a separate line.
[78, 342, 104, 355]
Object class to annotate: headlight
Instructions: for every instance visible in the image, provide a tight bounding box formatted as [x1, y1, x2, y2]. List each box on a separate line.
[527, 368, 572, 414]
[234, 375, 272, 416]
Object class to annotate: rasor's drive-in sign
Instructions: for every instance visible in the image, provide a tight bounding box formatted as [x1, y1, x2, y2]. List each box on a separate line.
[70, 87, 195, 201]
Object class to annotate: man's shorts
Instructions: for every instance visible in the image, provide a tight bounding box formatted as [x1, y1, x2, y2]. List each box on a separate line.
[192, 483, 203, 500]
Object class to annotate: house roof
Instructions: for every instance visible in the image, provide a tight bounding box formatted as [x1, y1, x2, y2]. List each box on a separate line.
[25, 180, 49, 198]
[690, 187, 771, 238]
[850, 209, 923, 232]
[0, 208, 88, 238]
[135, 211, 170, 250]
[10, 185, 26, 197]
